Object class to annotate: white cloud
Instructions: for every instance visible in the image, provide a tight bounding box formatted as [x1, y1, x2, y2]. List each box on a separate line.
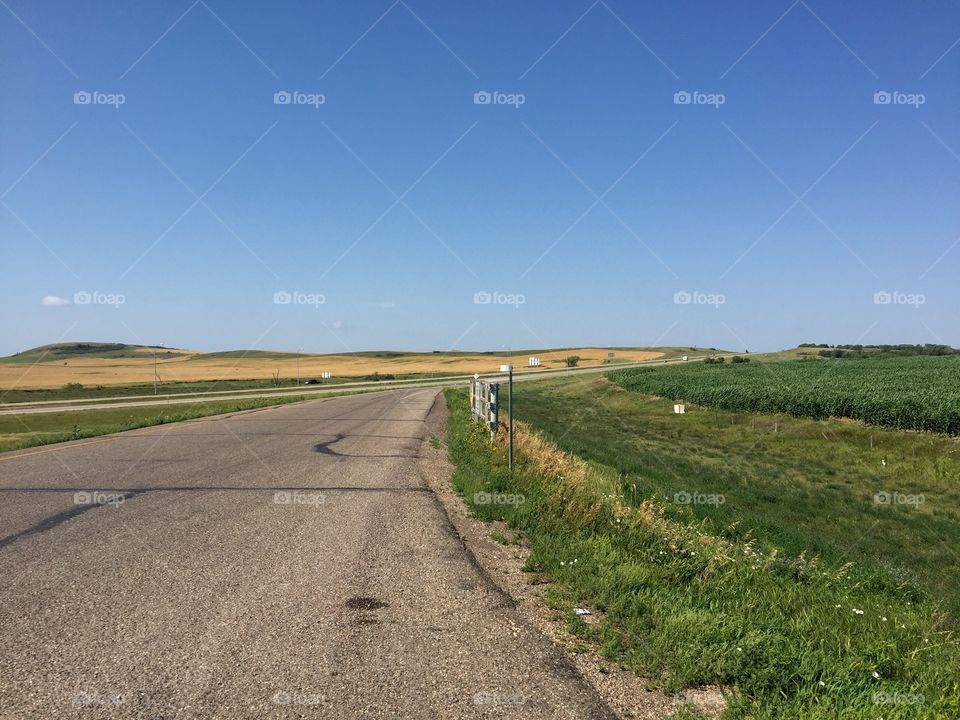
[41, 295, 71, 307]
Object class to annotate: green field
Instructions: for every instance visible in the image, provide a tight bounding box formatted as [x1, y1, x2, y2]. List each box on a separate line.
[0, 395, 310, 453]
[608, 355, 960, 434]
[444, 375, 960, 717]
[0, 342, 187, 363]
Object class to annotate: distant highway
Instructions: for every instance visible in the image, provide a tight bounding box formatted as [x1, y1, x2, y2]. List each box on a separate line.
[0, 355, 725, 416]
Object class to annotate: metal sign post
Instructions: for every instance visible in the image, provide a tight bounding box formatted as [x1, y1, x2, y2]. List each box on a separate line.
[500, 364, 513, 474]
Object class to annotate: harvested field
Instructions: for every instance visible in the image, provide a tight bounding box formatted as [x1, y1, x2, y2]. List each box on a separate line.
[0, 345, 665, 390]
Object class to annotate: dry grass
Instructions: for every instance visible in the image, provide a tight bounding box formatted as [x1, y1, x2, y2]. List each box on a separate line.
[0, 348, 663, 390]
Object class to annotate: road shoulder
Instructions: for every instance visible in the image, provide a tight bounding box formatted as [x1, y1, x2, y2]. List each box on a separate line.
[416, 392, 677, 720]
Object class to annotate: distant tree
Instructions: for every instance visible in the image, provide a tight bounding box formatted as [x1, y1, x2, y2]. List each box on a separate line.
[564, 355, 580, 368]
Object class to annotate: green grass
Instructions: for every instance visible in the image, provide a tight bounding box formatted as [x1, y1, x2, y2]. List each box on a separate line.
[0, 377, 353, 404]
[444, 382, 960, 718]
[609, 355, 960, 434]
[514, 375, 960, 617]
[0, 342, 186, 363]
[0, 395, 310, 453]
[0, 371, 465, 404]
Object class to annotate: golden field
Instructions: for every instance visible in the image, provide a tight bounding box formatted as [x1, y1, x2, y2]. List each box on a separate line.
[0, 347, 665, 390]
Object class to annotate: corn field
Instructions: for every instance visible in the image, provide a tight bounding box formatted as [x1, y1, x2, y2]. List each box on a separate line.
[608, 356, 960, 434]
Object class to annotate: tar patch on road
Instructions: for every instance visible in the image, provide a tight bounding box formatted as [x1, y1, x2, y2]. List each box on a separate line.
[314, 433, 346, 456]
[346, 596, 388, 611]
[346, 596, 389, 627]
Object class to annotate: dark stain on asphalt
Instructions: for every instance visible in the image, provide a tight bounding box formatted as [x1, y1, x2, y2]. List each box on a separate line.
[350, 614, 380, 626]
[345, 596, 388, 611]
[314, 433, 347, 456]
[0, 490, 145, 550]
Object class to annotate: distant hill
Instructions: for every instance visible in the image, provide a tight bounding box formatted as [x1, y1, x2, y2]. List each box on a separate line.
[1, 343, 187, 364]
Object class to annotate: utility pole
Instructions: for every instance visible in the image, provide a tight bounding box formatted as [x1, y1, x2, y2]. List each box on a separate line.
[153, 347, 159, 395]
[297, 347, 301, 385]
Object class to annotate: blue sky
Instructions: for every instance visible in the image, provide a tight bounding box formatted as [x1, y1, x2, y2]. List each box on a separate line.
[2, 0, 958, 355]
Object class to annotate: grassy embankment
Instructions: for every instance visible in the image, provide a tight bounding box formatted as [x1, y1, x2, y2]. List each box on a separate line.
[0, 395, 310, 453]
[443, 376, 960, 718]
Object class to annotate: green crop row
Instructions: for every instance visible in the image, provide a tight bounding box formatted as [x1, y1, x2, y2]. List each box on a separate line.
[608, 356, 960, 434]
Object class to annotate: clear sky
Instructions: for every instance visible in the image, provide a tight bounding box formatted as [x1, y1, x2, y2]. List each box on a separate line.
[2, 0, 958, 355]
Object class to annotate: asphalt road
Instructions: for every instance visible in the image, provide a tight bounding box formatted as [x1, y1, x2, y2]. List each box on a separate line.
[0, 388, 615, 719]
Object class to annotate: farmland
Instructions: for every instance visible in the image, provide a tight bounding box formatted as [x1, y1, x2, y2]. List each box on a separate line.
[0, 342, 672, 391]
[445, 375, 960, 717]
[608, 355, 960, 434]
